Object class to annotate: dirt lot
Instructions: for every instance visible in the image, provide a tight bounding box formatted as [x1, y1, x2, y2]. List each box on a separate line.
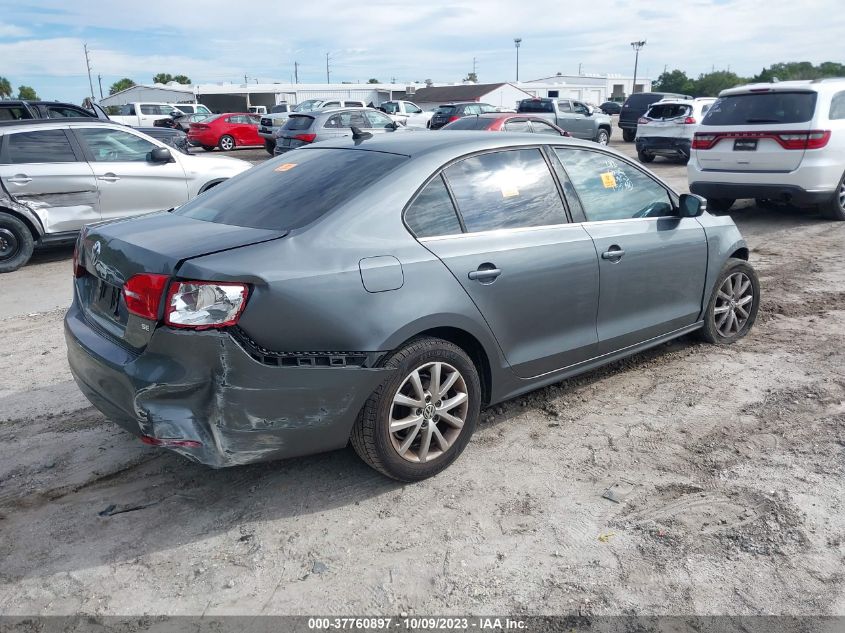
[1, 136, 844, 616]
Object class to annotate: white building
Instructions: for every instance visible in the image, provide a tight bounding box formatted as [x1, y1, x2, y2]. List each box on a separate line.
[518, 73, 653, 103]
[99, 83, 196, 107]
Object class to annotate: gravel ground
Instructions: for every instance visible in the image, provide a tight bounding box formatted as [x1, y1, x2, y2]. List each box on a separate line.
[0, 133, 843, 616]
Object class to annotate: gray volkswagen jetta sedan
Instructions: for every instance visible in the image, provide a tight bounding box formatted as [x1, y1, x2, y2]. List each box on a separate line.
[65, 132, 759, 481]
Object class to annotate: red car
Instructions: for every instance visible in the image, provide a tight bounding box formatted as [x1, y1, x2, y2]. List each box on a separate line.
[188, 113, 262, 151]
[440, 113, 571, 136]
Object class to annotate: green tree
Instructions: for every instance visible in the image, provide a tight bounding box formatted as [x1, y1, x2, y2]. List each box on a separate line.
[367, 78, 379, 84]
[153, 73, 173, 84]
[171, 74, 191, 84]
[109, 77, 136, 95]
[691, 71, 745, 97]
[653, 69, 693, 95]
[463, 72, 478, 83]
[0, 76, 12, 99]
[17, 85, 38, 100]
[752, 61, 845, 83]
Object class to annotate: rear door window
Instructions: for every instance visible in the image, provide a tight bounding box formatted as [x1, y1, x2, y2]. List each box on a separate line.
[702, 92, 818, 125]
[174, 149, 408, 230]
[404, 175, 463, 238]
[530, 120, 562, 135]
[830, 91, 845, 120]
[0, 105, 29, 121]
[555, 148, 674, 221]
[7, 129, 78, 163]
[444, 148, 568, 232]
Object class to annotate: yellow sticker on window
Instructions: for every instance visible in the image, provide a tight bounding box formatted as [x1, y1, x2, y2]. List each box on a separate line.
[600, 172, 617, 188]
[501, 185, 520, 198]
[274, 163, 297, 172]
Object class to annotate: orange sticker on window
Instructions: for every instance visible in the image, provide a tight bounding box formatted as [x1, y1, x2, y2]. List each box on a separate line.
[600, 172, 617, 188]
[274, 163, 297, 172]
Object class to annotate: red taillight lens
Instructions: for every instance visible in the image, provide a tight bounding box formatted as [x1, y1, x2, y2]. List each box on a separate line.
[692, 133, 718, 149]
[72, 240, 85, 278]
[123, 273, 169, 320]
[637, 117, 649, 125]
[684, 116, 697, 124]
[164, 280, 249, 329]
[294, 133, 316, 143]
[777, 130, 831, 150]
[448, 115, 460, 123]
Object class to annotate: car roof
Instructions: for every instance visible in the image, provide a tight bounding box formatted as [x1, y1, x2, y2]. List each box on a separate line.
[0, 118, 114, 130]
[299, 130, 599, 158]
[437, 102, 490, 107]
[719, 79, 845, 96]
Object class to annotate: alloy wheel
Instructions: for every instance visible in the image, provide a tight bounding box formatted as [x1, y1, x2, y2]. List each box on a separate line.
[839, 180, 845, 211]
[714, 272, 754, 337]
[389, 361, 468, 464]
[220, 136, 235, 151]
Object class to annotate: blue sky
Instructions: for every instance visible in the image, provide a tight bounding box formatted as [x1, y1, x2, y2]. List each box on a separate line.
[1, 0, 843, 103]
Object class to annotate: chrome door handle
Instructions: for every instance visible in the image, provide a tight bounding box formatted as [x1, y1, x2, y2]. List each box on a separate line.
[601, 247, 625, 261]
[8, 176, 32, 184]
[98, 174, 120, 182]
[468, 267, 502, 282]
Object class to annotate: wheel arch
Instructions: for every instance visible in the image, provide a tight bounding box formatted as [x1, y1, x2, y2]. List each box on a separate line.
[198, 178, 226, 194]
[0, 205, 43, 240]
[729, 247, 749, 261]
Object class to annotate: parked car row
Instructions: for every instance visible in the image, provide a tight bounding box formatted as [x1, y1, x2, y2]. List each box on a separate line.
[515, 98, 613, 144]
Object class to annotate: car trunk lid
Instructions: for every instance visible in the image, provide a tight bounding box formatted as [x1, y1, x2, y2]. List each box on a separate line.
[76, 212, 286, 350]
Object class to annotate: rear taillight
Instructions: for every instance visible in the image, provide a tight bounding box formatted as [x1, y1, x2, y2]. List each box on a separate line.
[692, 133, 718, 149]
[684, 116, 696, 124]
[72, 240, 85, 278]
[777, 130, 831, 150]
[164, 280, 249, 329]
[637, 117, 649, 125]
[294, 133, 316, 143]
[448, 115, 460, 123]
[123, 273, 169, 320]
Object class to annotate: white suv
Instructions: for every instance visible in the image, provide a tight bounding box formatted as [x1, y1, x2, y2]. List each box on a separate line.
[636, 97, 715, 164]
[687, 79, 845, 219]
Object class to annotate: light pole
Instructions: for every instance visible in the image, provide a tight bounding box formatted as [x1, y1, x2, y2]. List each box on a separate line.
[514, 38, 522, 82]
[630, 40, 646, 96]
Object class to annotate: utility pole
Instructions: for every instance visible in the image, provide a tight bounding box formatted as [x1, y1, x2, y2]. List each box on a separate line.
[630, 40, 646, 95]
[97, 74, 103, 99]
[83, 43, 95, 101]
[244, 74, 248, 84]
[514, 38, 522, 82]
[578, 62, 582, 75]
[294, 61, 299, 84]
[473, 57, 478, 77]
[326, 53, 331, 83]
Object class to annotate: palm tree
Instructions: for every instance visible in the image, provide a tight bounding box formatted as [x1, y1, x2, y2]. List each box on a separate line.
[0, 76, 12, 100]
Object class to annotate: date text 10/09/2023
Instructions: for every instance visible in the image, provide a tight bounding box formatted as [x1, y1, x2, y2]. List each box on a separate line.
[307, 617, 527, 630]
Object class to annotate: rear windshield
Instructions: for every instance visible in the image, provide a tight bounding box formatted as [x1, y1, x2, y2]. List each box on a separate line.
[198, 114, 223, 123]
[173, 149, 408, 230]
[434, 106, 456, 115]
[283, 115, 314, 131]
[442, 116, 491, 130]
[517, 100, 554, 113]
[645, 103, 691, 119]
[702, 92, 818, 126]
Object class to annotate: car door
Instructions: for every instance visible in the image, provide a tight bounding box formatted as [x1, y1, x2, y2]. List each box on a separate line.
[553, 146, 708, 354]
[0, 128, 100, 232]
[72, 126, 189, 222]
[569, 101, 594, 139]
[419, 148, 600, 378]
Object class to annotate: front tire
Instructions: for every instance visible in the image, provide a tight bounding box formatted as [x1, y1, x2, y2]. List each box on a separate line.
[622, 128, 636, 142]
[351, 337, 481, 482]
[0, 212, 35, 273]
[595, 128, 610, 145]
[819, 173, 845, 221]
[700, 258, 760, 345]
[218, 135, 235, 151]
[637, 150, 654, 163]
[201, 145, 215, 152]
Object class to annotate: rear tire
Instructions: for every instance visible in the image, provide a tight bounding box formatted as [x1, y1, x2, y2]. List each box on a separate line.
[819, 173, 845, 221]
[218, 135, 235, 151]
[700, 258, 760, 345]
[707, 198, 735, 213]
[637, 150, 655, 163]
[264, 139, 276, 155]
[622, 128, 636, 142]
[201, 145, 215, 152]
[0, 212, 35, 273]
[351, 337, 481, 482]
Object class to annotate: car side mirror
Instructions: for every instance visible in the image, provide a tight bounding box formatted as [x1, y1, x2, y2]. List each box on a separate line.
[388, 121, 402, 130]
[148, 147, 173, 163]
[678, 193, 706, 217]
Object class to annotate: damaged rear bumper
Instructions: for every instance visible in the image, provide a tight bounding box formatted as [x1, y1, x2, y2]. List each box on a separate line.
[635, 135, 691, 157]
[64, 300, 393, 468]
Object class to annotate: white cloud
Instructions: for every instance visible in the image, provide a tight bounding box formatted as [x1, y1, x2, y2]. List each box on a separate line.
[0, 23, 30, 37]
